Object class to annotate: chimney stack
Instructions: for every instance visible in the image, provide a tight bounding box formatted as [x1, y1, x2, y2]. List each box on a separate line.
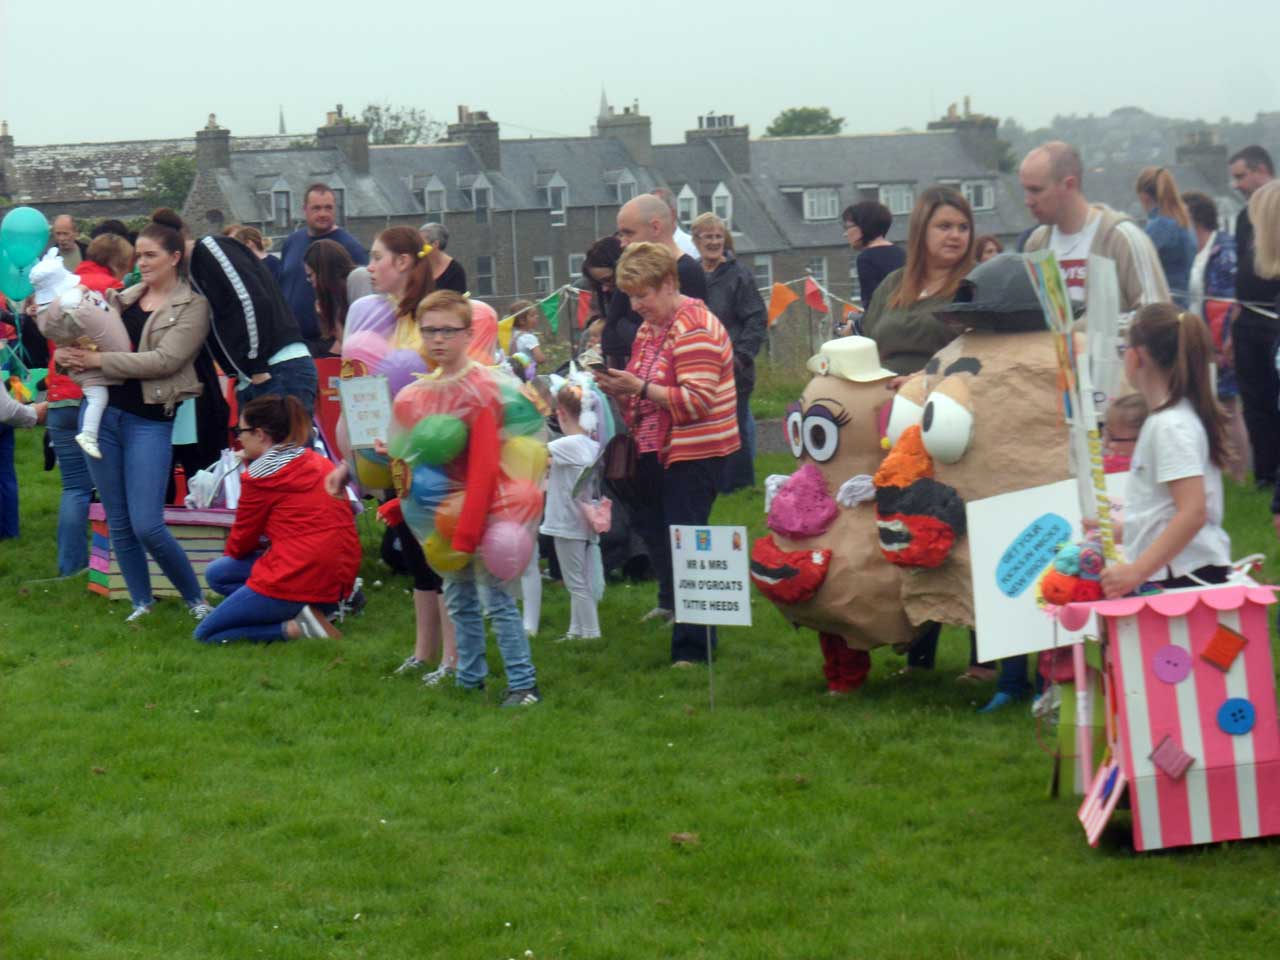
[195, 114, 231, 170]
[317, 104, 370, 174]
[686, 112, 751, 174]
[1176, 130, 1229, 193]
[927, 98, 1000, 170]
[447, 106, 501, 171]
[595, 100, 653, 167]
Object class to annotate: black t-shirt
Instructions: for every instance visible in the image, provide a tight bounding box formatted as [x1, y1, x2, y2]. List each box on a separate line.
[856, 244, 907, 308]
[1234, 209, 1280, 331]
[435, 259, 468, 294]
[107, 302, 174, 422]
[601, 252, 709, 368]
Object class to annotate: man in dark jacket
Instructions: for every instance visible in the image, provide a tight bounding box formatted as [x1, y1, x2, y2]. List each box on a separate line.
[188, 235, 317, 415]
[703, 253, 766, 492]
[278, 184, 368, 342]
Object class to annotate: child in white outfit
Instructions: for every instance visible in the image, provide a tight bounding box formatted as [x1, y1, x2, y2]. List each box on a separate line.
[28, 250, 130, 459]
[540, 383, 602, 640]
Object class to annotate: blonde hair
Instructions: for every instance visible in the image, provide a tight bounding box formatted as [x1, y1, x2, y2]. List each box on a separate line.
[1106, 393, 1148, 433]
[85, 234, 134, 278]
[1248, 180, 1280, 279]
[1136, 167, 1190, 228]
[231, 225, 269, 253]
[689, 212, 735, 254]
[507, 298, 536, 330]
[616, 241, 677, 295]
[415, 289, 471, 327]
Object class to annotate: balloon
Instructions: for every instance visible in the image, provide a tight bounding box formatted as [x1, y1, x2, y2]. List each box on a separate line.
[433, 492, 466, 542]
[342, 330, 390, 370]
[377, 348, 428, 396]
[354, 456, 393, 490]
[411, 463, 450, 512]
[423, 531, 470, 573]
[410, 414, 467, 466]
[400, 492, 430, 537]
[502, 388, 544, 437]
[499, 436, 548, 483]
[387, 431, 415, 462]
[481, 521, 533, 581]
[468, 300, 499, 363]
[344, 294, 398, 339]
[0, 250, 33, 301]
[492, 477, 543, 524]
[0, 207, 50, 267]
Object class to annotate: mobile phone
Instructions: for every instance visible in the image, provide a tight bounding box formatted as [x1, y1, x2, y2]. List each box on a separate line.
[588, 362, 609, 374]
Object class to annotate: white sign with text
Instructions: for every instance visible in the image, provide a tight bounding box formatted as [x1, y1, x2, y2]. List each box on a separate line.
[337, 375, 393, 449]
[670, 525, 752, 627]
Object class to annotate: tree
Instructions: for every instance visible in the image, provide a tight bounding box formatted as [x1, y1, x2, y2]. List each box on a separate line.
[359, 102, 444, 145]
[765, 107, 845, 138]
[142, 156, 197, 211]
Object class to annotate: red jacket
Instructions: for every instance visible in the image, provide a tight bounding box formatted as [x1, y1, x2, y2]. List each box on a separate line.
[225, 447, 361, 603]
[47, 262, 125, 403]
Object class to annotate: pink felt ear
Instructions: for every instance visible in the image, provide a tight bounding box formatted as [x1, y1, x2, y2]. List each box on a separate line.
[876, 398, 892, 440]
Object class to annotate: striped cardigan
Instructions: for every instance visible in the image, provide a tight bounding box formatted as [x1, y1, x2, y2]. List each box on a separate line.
[626, 298, 740, 466]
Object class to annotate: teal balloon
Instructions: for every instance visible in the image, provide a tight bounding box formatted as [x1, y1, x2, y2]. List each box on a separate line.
[0, 207, 50, 268]
[410, 414, 468, 466]
[0, 250, 33, 301]
[503, 391, 543, 436]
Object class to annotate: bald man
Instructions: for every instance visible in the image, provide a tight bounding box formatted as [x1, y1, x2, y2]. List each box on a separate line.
[1019, 141, 1168, 317]
[651, 186, 699, 257]
[602, 194, 709, 367]
[50, 215, 86, 271]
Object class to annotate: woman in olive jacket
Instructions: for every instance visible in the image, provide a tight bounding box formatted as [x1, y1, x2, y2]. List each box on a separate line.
[59, 210, 213, 622]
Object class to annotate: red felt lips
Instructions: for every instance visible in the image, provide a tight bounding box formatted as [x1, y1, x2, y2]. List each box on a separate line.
[749, 536, 831, 605]
[876, 512, 957, 568]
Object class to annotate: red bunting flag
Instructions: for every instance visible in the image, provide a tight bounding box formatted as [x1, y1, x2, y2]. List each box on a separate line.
[577, 289, 592, 328]
[767, 283, 799, 326]
[804, 277, 828, 313]
[842, 303, 859, 320]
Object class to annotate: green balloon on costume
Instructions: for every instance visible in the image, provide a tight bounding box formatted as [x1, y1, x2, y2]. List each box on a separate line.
[0, 207, 51, 267]
[410, 414, 468, 466]
[0, 250, 33, 301]
[387, 432, 415, 462]
[502, 392, 543, 436]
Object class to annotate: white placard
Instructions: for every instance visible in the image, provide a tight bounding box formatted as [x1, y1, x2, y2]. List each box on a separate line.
[968, 474, 1127, 662]
[337, 375, 392, 449]
[670, 525, 752, 627]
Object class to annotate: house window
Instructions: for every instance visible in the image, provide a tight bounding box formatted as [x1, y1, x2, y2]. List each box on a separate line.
[753, 255, 773, 289]
[802, 188, 839, 222]
[712, 183, 733, 227]
[568, 253, 585, 278]
[676, 184, 697, 227]
[962, 180, 994, 211]
[615, 179, 636, 204]
[879, 184, 914, 216]
[92, 177, 111, 194]
[548, 185, 567, 227]
[426, 187, 446, 213]
[806, 257, 827, 287]
[532, 257, 554, 296]
[273, 190, 291, 229]
[332, 188, 346, 226]
[472, 186, 491, 224]
[474, 255, 495, 296]
[121, 176, 140, 190]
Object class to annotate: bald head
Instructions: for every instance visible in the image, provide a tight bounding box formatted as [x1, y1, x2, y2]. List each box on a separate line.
[1020, 141, 1089, 229]
[617, 194, 674, 248]
[52, 215, 80, 253]
[1022, 142, 1083, 188]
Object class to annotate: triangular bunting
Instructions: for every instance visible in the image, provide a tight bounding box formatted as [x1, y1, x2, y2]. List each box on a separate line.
[767, 283, 799, 326]
[804, 277, 829, 314]
[539, 291, 562, 334]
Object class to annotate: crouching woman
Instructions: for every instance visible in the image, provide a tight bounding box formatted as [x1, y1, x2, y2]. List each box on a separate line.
[195, 395, 360, 643]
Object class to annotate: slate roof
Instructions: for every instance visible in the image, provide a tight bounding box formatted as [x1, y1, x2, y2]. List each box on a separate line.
[218, 147, 397, 223]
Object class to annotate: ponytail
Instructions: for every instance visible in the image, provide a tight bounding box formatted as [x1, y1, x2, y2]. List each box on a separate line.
[1136, 167, 1190, 229]
[241, 394, 311, 447]
[1128, 303, 1229, 467]
[377, 226, 435, 320]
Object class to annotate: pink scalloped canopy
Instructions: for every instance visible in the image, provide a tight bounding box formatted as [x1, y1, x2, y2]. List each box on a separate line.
[1055, 584, 1277, 631]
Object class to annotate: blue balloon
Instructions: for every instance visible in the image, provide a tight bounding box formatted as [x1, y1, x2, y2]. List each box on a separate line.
[399, 492, 432, 542]
[411, 463, 450, 512]
[0, 207, 50, 268]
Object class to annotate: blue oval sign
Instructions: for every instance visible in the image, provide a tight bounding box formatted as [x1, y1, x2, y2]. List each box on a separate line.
[996, 513, 1072, 598]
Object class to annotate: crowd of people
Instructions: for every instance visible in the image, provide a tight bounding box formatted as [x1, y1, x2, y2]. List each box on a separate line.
[1, 138, 1279, 709]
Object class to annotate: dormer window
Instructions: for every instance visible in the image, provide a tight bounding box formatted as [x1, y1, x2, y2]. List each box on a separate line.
[962, 179, 994, 212]
[463, 173, 493, 224]
[614, 169, 637, 204]
[92, 177, 111, 194]
[712, 182, 733, 227]
[273, 189, 291, 229]
[121, 176, 140, 190]
[802, 187, 839, 221]
[878, 184, 914, 216]
[677, 184, 697, 227]
[536, 172, 568, 227]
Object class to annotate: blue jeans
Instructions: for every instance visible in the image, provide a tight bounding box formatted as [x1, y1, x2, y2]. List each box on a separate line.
[444, 571, 536, 691]
[239, 356, 318, 418]
[47, 404, 95, 574]
[0, 424, 16, 539]
[194, 554, 304, 644]
[83, 405, 203, 607]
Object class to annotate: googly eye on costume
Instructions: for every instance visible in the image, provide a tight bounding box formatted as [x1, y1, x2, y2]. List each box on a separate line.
[785, 402, 804, 459]
[920, 379, 974, 464]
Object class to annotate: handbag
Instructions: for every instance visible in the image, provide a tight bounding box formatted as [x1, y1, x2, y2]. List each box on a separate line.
[602, 432, 637, 483]
[579, 496, 613, 534]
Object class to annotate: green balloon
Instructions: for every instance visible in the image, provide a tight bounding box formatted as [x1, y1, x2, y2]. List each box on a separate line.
[0, 207, 51, 268]
[503, 392, 544, 436]
[0, 250, 33, 301]
[387, 432, 415, 462]
[410, 414, 468, 466]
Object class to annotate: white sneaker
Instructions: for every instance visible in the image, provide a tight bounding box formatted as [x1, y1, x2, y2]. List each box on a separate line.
[393, 655, 427, 676]
[422, 664, 455, 687]
[188, 601, 213, 622]
[296, 605, 342, 639]
[125, 603, 152, 623]
[640, 607, 674, 623]
[75, 432, 102, 459]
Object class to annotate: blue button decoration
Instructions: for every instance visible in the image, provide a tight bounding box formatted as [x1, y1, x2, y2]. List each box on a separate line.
[1217, 698, 1256, 736]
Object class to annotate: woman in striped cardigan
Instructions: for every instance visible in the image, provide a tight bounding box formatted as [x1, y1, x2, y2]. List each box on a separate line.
[597, 242, 740, 666]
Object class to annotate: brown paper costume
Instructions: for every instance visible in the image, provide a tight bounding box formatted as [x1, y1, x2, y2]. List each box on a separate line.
[751, 337, 916, 651]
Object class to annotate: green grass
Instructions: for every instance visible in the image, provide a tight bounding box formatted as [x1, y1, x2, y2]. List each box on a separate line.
[750, 368, 809, 420]
[2, 435, 1279, 959]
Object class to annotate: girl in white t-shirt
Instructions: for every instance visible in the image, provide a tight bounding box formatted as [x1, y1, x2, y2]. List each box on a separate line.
[1100, 303, 1232, 598]
[540, 383, 602, 640]
[510, 304, 547, 367]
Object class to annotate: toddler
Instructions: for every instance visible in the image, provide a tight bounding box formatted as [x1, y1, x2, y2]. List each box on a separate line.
[1102, 393, 1147, 473]
[29, 250, 130, 458]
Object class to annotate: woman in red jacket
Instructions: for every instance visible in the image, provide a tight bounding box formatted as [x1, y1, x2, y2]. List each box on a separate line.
[194, 394, 361, 643]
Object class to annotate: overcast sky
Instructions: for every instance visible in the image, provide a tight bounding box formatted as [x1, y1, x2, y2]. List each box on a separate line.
[3, 0, 1276, 146]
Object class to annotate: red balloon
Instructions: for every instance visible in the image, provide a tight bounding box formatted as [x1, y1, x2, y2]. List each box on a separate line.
[434, 492, 466, 542]
[491, 477, 543, 524]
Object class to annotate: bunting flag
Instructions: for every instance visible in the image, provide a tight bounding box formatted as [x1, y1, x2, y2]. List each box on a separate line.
[767, 283, 799, 326]
[497, 315, 515, 353]
[577, 290, 593, 329]
[539, 290, 561, 334]
[804, 277, 829, 314]
[843, 303, 859, 320]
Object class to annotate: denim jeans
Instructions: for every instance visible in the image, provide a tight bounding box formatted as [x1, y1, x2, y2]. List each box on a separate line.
[46, 404, 95, 574]
[194, 554, 303, 644]
[239, 356, 319, 418]
[0, 423, 16, 539]
[83, 405, 203, 607]
[444, 570, 536, 691]
[663, 455, 725, 663]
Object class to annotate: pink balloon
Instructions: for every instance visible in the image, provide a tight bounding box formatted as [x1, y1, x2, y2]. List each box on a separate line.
[343, 330, 390, 370]
[345, 294, 398, 339]
[481, 520, 533, 581]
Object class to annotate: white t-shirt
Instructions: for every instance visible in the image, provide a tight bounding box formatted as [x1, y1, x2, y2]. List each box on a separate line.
[1048, 212, 1103, 305]
[539, 433, 601, 542]
[514, 331, 540, 356]
[1187, 234, 1212, 317]
[1123, 398, 1230, 578]
[674, 226, 699, 259]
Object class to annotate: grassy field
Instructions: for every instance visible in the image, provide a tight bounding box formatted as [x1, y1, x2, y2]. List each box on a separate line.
[2, 430, 1278, 960]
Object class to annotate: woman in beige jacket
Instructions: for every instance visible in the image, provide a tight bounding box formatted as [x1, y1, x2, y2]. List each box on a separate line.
[60, 209, 213, 622]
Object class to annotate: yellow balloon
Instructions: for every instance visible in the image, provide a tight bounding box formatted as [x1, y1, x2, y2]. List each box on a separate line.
[500, 435, 549, 483]
[354, 458, 393, 490]
[423, 532, 471, 573]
